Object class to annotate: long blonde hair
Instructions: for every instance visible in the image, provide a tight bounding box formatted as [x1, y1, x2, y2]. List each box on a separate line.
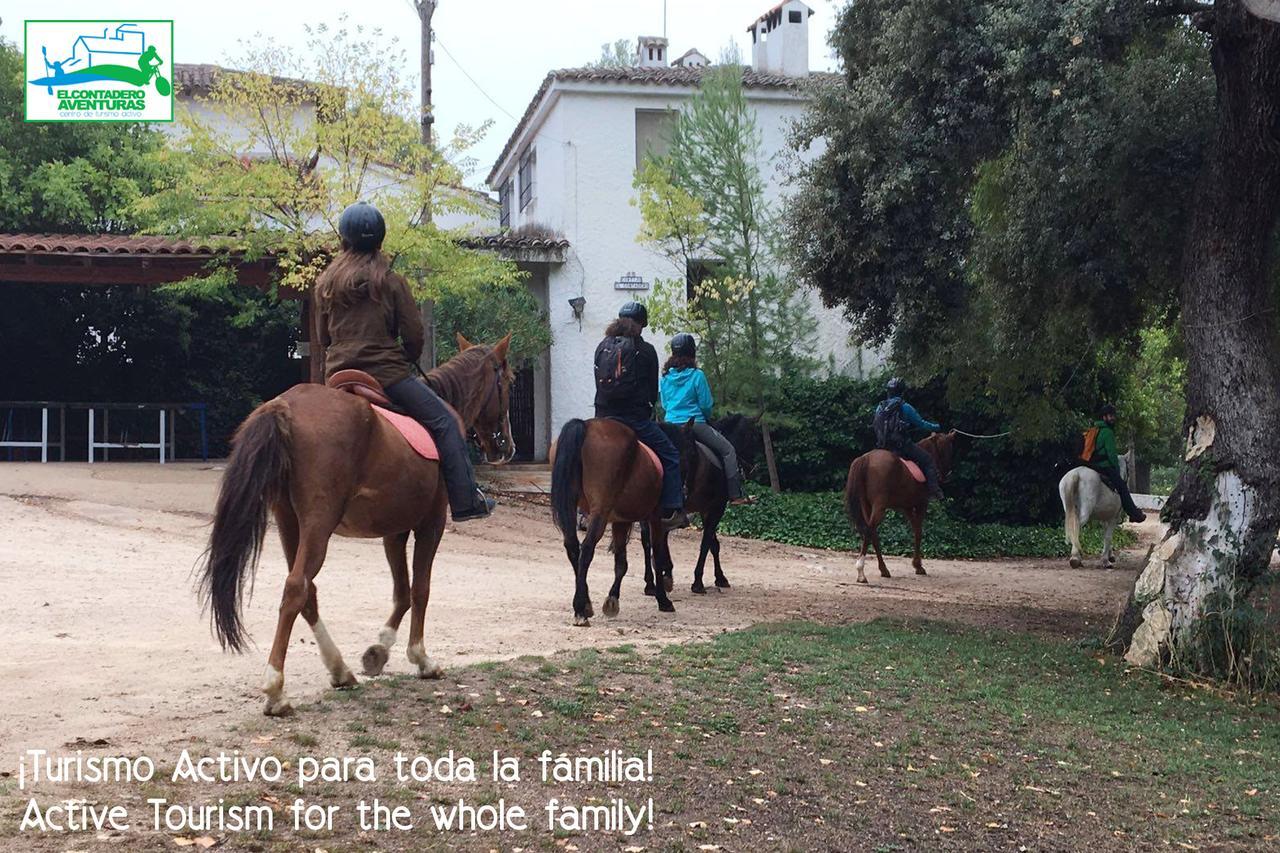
[315, 249, 393, 311]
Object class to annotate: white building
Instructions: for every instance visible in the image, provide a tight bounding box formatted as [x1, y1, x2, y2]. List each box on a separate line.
[485, 0, 882, 461]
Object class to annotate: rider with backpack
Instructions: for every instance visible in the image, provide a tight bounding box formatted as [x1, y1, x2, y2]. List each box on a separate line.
[594, 302, 689, 530]
[874, 378, 944, 500]
[659, 333, 749, 504]
[1084, 404, 1145, 524]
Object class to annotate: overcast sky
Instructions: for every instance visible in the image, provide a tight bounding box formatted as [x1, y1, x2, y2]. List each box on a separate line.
[1, 0, 843, 189]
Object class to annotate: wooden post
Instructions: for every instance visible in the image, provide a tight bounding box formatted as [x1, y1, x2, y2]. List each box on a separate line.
[761, 420, 781, 493]
[304, 287, 325, 382]
[419, 299, 436, 371]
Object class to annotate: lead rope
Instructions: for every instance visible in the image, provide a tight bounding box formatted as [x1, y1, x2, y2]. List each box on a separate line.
[951, 428, 1013, 440]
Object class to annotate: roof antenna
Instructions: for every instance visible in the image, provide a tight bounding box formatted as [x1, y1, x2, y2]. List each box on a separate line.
[663, 0, 667, 39]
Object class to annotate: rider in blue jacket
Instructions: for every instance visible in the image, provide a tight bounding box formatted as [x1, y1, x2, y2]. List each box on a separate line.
[875, 377, 944, 500]
[659, 333, 747, 503]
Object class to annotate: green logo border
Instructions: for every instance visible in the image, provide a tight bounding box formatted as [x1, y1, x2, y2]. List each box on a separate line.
[24, 19, 175, 123]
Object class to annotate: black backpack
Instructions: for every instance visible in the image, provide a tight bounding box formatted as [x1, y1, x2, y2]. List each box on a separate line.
[874, 398, 908, 449]
[595, 335, 639, 403]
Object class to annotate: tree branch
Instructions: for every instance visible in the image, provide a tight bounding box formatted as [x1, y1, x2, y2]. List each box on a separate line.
[1149, 0, 1214, 15]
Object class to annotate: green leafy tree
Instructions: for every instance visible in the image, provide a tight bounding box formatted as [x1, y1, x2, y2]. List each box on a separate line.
[434, 282, 551, 366]
[133, 18, 520, 302]
[790, 0, 1280, 680]
[588, 39, 634, 68]
[634, 58, 817, 489]
[0, 38, 166, 230]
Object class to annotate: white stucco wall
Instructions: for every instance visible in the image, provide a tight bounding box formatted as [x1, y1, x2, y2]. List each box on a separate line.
[494, 79, 884, 446]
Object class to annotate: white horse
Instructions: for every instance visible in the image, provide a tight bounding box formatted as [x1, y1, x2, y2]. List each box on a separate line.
[1058, 455, 1130, 569]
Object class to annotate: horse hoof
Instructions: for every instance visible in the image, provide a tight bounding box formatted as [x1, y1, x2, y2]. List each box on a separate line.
[663, 576, 674, 593]
[643, 584, 657, 597]
[879, 569, 892, 578]
[856, 577, 869, 585]
[1069, 557, 1083, 569]
[263, 696, 294, 717]
[574, 615, 591, 627]
[331, 668, 358, 689]
[715, 577, 731, 589]
[915, 567, 928, 576]
[691, 582, 706, 595]
[603, 596, 619, 617]
[416, 662, 444, 680]
[361, 644, 390, 677]
[658, 601, 676, 613]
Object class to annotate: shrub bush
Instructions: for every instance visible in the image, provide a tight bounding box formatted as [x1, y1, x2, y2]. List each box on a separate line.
[718, 489, 1134, 559]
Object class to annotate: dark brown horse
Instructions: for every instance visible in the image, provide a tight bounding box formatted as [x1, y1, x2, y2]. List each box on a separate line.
[844, 431, 957, 584]
[550, 418, 677, 625]
[199, 336, 513, 715]
[644, 415, 758, 594]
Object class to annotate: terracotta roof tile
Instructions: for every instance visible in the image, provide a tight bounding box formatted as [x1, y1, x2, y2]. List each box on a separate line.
[0, 233, 227, 256]
[487, 65, 839, 186]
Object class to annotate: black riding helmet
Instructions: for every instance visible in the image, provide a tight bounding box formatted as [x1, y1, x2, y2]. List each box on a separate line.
[338, 201, 386, 252]
[885, 377, 907, 396]
[618, 301, 648, 327]
[1100, 403, 1117, 417]
[670, 332, 696, 357]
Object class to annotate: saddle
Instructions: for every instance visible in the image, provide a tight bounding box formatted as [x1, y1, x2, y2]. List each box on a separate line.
[899, 458, 926, 483]
[326, 370, 439, 460]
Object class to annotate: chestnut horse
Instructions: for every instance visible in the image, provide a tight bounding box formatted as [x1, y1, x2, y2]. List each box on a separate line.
[550, 418, 677, 625]
[844, 431, 957, 583]
[199, 334, 514, 716]
[643, 415, 759, 595]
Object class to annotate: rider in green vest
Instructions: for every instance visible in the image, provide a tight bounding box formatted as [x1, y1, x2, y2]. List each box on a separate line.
[1089, 404, 1145, 524]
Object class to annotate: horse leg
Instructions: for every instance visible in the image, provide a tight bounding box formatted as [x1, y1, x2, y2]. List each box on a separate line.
[691, 522, 710, 595]
[405, 493, 447, 679]
[909, 506, 927, 576]
[704, 503, 729, 590]
[603, 522, 631, 617]
[302, 580, 357, 689]
[650, 523, 677, 613]
[1102, 519, 1117, 568]
[262, 523, 333, 717]
[573, 513, 607, 626]
[854, 530, 871, 584]
[362, 531, 411, 676]
[641, 520, 657, 597]
[869, 506, 891, 578]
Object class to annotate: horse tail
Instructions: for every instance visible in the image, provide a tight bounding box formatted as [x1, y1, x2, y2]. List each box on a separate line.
[1060, 469, 1081, 547]
[551, 418, 587, 534]
[844, 456, 872, 537]
[199, 398, 291, 653]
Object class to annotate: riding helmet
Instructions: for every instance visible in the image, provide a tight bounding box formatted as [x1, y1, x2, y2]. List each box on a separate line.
[618, 301, 648, 327]
[671, 332, 696, 358]
[885, 377, 907, 396]
[338, 201, 386, 252]
[1100, 403, 1117, 417]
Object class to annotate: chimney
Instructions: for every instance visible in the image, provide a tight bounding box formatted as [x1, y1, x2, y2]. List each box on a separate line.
[747, 1, 811, 77]
[672, 48, 709, 68]
[635, 35, 669, 68]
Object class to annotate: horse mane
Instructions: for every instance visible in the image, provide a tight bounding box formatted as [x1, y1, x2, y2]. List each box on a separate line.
[425, 344, 511, 416]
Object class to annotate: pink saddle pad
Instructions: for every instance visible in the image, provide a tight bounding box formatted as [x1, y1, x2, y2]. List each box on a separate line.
[638, 441, 663, 479]
[901, 459, 925, 483]
[373, 405, 439, 460]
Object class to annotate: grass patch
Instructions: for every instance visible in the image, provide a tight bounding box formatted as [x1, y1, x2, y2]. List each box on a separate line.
[719, 490, 1135, 558]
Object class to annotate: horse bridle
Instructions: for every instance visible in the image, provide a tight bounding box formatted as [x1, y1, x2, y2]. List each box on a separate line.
[468, 360, 514, 462]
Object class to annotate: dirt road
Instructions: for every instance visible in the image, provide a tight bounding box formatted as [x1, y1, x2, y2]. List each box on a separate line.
[0, 462, 1144, 768]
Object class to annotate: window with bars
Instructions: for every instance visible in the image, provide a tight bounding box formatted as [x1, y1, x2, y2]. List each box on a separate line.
[499, 178, 512, 227]
[518, 147, 536, 210]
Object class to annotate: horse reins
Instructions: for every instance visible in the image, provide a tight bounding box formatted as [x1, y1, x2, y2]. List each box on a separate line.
[952, 428, 1013, 440]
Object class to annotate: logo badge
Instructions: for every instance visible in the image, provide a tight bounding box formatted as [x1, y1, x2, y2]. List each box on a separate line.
[25, 20, 174, 122]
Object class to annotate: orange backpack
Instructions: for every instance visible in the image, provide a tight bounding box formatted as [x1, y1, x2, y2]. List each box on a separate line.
[1078, 426, 1099, 462]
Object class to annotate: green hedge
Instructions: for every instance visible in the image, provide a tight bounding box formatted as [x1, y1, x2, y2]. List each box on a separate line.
[718, 489, 1134, 559]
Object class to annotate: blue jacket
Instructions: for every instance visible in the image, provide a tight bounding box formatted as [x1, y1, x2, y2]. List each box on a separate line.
[886, 396, 940, 432]
[660, 367, 713, 424]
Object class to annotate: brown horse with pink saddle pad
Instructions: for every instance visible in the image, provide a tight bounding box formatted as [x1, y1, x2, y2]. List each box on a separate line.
[198, 336, 513, 716]
[550, 418, 677, 625]
[844, 431, 957, 584]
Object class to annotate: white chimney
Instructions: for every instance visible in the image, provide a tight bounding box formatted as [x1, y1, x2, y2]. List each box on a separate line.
[635, 35, 669, 68]
[747, 1, 811, 77]
[672, 48, 709, 68]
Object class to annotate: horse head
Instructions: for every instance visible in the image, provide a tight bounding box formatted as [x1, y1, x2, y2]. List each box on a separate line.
[926, 430, 959, 482]
[436, 332, 517, 465]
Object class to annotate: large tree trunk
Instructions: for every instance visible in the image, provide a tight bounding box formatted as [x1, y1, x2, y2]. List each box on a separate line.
[1115, 1, 1280, 673]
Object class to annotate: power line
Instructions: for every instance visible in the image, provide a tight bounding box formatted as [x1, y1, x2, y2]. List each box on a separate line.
[432, 35, 520, 122]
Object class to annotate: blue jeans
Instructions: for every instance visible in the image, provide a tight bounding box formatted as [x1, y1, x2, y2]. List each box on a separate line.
[611, 416, 684, 511]
[385, 376, 480, 515]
